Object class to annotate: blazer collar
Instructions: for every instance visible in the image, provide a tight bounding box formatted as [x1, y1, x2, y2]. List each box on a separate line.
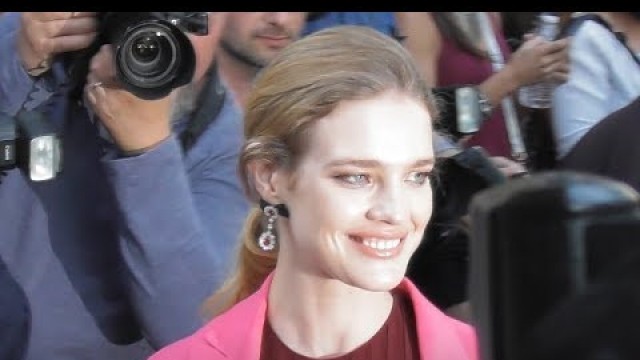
[399, 279, 477, 359]
[202, 274, 476, 360]
[202, 273, 274, 359]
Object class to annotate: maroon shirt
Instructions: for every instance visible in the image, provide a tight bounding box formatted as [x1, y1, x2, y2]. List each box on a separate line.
[260, 290, 420, 359]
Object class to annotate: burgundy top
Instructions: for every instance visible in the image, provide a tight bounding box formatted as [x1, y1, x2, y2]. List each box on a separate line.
[437, 22, 515, 158]
[259, 290, 420, 360]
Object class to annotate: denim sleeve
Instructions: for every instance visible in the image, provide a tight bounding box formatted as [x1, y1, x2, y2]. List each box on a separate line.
[0, 13, 34, 115]
[102, 101, 249, 348]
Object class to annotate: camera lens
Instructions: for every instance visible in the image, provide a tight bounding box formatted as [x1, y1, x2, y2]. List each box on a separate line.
[111, 16, 197, 100]
[121, 28, 176, 80]
[132, 35, 161, 63]
[116, 22, 185, 93]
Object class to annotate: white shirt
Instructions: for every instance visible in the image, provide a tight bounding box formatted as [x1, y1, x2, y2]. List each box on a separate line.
[552, 19, 640, 158]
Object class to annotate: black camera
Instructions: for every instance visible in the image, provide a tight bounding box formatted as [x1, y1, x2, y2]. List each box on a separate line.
[96, 12, 209, 100]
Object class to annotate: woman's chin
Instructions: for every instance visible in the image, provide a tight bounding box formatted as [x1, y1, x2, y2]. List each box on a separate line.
[346, 269, 407, 292]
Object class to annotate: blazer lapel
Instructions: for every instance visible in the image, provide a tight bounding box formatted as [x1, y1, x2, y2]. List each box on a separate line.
[199, 276, 476, 360]
[202, 274, 275, 360]
[400, 279, 478, 360]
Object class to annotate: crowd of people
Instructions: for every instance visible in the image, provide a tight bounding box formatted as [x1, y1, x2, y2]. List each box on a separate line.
[0, 11, 638, 360]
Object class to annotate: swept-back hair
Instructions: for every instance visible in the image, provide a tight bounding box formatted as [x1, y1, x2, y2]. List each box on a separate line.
[203, 25, 438, 317]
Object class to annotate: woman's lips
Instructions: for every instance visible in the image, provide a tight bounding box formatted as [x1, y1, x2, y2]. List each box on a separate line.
[349, 235, 406, 259]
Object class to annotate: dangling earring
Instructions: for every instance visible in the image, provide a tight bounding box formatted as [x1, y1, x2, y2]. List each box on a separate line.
[258, 205, 278, 251]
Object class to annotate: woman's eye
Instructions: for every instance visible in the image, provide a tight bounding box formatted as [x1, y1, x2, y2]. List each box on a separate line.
[337, 174, 371, 186]
[406, 171, 431, 186]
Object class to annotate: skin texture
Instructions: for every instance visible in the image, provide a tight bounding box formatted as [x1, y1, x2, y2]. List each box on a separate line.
[250, 90, 436, 358]
[17, 12, 99, 71]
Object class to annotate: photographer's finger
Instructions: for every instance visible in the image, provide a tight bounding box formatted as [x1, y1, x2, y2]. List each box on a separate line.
[84, 84, 98, 106]
[34, 12, 92, 21]
[89, 44, 118, 86]
[37, 12, 76, 21]
[85, 76, 110, 108]
[85, 71, 102, 92]
[50, 33, 98, 54]
[69, 12, 97, 19]
[55, 17, 99, 36]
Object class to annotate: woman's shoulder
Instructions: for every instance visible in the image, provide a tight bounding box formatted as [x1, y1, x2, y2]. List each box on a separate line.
[148, 298, 264, 360]
[148, 330, 219, 360]
[401, 278, 478, 358]
[150, 282, 270, 360]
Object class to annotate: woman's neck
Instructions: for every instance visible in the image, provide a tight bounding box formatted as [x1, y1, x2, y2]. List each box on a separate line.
[267, 265, 394, 358]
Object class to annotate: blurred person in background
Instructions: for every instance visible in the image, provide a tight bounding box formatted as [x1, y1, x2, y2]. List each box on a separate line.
[552, 12, 640, 160]
[390, 12, 568, 324]
[0, 11, 248, 359]
[425, 12, 570, 158]
[217, 12, 308, 109]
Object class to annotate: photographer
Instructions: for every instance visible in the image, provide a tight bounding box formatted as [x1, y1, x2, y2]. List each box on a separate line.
[0, 12, 249, 359]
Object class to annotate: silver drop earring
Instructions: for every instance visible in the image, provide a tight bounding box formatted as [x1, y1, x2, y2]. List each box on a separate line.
[258, 205, 278, 251]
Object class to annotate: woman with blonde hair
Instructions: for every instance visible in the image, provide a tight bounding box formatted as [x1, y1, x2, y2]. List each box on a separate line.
[150, 25, 478, 360]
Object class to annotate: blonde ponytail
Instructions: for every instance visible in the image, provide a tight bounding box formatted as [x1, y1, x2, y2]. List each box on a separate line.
[202, 25, 436, 319]
[202, 207, 278, 318]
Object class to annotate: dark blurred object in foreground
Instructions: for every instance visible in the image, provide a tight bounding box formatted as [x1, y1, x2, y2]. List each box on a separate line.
[409, 146, 507, 309]
[470, 171, 640, 360]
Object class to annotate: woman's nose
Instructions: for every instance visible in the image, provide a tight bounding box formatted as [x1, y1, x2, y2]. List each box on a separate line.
[366, 186, 408, 225]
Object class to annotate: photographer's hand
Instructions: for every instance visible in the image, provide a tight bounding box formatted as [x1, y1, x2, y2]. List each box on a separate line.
[84, 45, 173, 154]
[17, 12, 98, 76]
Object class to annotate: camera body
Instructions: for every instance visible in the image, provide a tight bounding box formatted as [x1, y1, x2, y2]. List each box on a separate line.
[97, 12, 209, 100]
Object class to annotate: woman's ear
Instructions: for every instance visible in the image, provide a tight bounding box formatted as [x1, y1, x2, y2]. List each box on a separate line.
[246, 160, 286, 204]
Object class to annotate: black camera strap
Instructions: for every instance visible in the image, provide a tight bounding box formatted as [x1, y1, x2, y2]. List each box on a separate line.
[562, 14, 640, 68]
[179, 65, 227, 153]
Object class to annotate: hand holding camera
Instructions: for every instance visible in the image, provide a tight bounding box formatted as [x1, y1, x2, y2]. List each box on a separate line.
[18, 12, 210, 154]
[84, 44, 173, 153]
[92, 12, 208, 100]
[79, 12, 209, 153]
[17, 12, 98, 76]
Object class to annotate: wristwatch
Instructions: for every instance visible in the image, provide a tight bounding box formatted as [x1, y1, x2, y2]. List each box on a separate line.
[475, 87, 493, 119]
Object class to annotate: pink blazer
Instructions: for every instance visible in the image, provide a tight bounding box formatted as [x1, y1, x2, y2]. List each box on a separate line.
[149, 274, 478, 360]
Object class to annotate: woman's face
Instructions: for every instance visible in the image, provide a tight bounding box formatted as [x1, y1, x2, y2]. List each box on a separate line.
[276, 90, 435, 291]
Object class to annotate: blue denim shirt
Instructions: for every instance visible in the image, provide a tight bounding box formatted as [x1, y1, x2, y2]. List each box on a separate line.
[0, 12, 249, 360]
